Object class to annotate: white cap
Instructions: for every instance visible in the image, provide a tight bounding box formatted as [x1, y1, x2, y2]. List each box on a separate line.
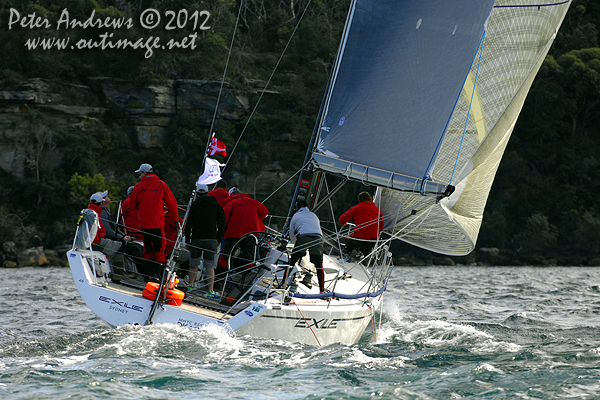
[90, 190, 108, 203]
[135, 163, 153, 173]
[229, 187, 239, 195]
[127, 186, 134, 195]
[196, 184, 208, 194]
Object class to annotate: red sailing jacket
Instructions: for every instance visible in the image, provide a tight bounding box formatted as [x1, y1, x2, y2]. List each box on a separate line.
[339, 200, 384, 240]
[130, 174, 178, 230]
[223, 195, 269, 239]
[222, 191, 250, 207]
[208, 187, 230, 207]
[119, 197, 143, 241]
[87, 202, 106, 243]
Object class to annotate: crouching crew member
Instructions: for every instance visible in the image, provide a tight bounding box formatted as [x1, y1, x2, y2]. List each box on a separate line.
[221, 189, 269, 272]
[88, 191, 139, 278]
[286, 200, 325, 293]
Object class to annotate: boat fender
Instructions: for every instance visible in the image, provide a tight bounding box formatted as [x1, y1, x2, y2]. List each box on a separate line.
[142, 282, 185, 306]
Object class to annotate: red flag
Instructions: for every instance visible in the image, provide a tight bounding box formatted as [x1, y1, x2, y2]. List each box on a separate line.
[207, 136, 227, 157]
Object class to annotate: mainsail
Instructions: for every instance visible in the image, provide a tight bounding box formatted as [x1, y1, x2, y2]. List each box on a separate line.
[311, 0, 571, 255]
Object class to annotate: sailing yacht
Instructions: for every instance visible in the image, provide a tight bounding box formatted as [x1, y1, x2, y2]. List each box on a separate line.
[67, 0, 572, 345]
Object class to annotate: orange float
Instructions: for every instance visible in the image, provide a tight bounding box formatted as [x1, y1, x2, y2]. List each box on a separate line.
[142, 282, 185, 306]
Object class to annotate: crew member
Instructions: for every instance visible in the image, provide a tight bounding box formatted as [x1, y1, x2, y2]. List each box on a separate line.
[221, 189, 269, 272]
[130, 163, 178, 278]
[286, 200, 325, 292]
[221, 186, 248, 207]
[99, 191, 127, 242]
[88, 191, 138, 278]
[208, 179, 230, 207]
[339, 191, 384, 258]
[185, 183, 226, 299]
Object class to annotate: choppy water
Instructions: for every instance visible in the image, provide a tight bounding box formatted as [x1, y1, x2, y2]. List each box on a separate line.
[2, 266, 600, 399]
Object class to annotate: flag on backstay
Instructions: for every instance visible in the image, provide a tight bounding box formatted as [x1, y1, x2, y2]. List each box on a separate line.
[207, 136, 227, 157]
[196, 157, 225, 186]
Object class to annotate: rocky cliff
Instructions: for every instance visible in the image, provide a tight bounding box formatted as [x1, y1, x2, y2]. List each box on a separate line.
[0, 77, 255, 179]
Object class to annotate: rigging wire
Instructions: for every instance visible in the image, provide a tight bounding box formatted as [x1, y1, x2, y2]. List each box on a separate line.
[223, 0, 313, 173]
[450, 28, 487, 185]
[260, 163, 307, 205]
[292, 298, 322, 346]
[204, 0, 246, 163]
[324, 176, 344, 256]
[114, 203, 401, 282]
[421, 27, 488, 192]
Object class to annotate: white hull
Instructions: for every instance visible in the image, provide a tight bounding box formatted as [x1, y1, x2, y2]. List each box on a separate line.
[67, 248, 383, 346]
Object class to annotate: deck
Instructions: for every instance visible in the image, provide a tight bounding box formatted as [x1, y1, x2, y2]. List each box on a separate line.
[101, 277, 253, 321]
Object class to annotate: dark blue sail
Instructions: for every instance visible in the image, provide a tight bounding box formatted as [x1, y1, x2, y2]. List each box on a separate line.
[316, 0, 496, 189]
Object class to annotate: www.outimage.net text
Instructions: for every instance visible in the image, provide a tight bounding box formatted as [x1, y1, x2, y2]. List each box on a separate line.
[7, 8, 211, 58]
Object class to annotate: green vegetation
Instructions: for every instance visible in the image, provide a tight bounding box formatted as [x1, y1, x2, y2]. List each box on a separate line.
[478, 1, 600, 264]
[0, 0, 599, 265]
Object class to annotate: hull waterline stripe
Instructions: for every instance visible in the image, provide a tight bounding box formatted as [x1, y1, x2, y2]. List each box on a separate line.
[259, 314, 366, 322]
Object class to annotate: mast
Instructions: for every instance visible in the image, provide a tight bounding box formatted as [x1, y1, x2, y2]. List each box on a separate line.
[282, 0, 358, 234]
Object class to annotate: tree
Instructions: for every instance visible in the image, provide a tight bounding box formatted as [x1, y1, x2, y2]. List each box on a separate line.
[515, 214, 559, 258]
[15, 110, 55, 183]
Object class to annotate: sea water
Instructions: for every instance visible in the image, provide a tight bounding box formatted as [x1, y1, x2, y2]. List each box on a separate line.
[1, 266, 600, 399]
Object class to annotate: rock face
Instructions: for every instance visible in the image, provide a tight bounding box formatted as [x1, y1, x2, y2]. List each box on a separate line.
[0, 79, 106, 178]
[2, 241, 18, 267]
[0, 77, 253, 178]
[1, 242, 65, 267]
[17, 246, 49, 267]
[0, 76, 290, 252]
